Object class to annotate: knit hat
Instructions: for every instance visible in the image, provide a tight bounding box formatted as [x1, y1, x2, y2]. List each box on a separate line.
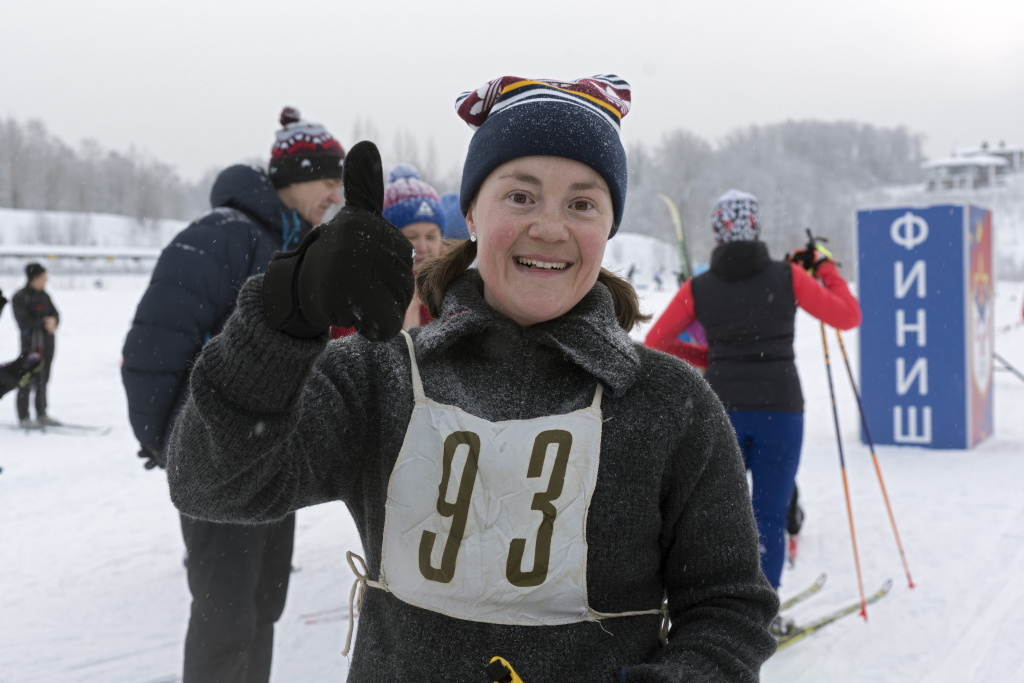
[712, 189, 761, 243]
[25, 262, 46, 281]
[439, 192, 469, 239]
[455, 74, 631, 236]
[382, 165, 447, 232]
[268, 107, 346, 189]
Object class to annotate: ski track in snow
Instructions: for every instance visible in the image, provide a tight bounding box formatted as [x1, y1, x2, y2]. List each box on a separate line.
[1, 272, 1022, 682]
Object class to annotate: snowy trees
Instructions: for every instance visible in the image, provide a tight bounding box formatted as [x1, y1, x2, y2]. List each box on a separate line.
[0, 115, 926, 272]
[623, 121, 926, 278]
[0, 116, 209, 222]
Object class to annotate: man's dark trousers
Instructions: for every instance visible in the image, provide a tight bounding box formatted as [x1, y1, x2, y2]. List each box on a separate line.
[16, 354, 50, 419]
[180, 514, 295, 683]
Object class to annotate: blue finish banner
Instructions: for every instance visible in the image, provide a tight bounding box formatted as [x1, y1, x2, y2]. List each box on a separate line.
[858, 205, 974, 449]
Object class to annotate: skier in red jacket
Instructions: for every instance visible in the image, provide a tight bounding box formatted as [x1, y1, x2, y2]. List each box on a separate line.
[646, 190, 860, 632]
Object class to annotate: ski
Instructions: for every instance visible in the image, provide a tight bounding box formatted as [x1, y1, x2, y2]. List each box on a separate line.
[776, 578, 893, 650]
[779, 572, 827, 611]
[300, 607, 350, 625]
[656, 193, 693, 283]
[0, 421, 112, 436]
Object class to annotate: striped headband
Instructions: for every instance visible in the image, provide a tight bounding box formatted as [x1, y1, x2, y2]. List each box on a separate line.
[456, 75, 632, 132]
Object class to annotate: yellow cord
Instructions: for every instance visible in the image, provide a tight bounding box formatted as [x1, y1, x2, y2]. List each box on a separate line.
[488, 656, 525, 683]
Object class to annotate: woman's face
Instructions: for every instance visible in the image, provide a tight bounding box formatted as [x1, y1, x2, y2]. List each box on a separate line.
[401, 221, 443, 271]
[467, 156, 614, 327]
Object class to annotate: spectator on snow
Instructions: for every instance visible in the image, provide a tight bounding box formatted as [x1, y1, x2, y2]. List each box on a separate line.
[12, 263, 59, 428]
[165, 75, 779, 682]
[645, 189, 861, 636]
[0, 286, 42, 400]
[383, 165, 447, 329]
[121, 107, 345, 683]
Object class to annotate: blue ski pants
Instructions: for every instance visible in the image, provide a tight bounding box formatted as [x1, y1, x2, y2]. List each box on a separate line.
[727, 410, 804, 589]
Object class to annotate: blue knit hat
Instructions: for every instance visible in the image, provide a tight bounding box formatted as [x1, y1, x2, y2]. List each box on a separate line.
[455, 74, 631, 236]
[440, 192, 469, 239]
[382, 165, 447, 233]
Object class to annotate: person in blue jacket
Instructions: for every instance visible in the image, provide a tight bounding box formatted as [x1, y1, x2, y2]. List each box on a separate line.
[121, 107, 345, 683]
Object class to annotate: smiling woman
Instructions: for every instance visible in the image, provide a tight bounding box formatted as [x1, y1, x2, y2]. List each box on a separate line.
[165, 74, 779, 683]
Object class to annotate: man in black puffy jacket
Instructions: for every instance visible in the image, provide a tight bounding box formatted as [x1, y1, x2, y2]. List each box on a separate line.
[121, 108, 345, 683]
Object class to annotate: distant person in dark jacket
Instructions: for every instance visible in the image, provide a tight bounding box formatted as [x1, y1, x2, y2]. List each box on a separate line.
[12, 263, 59, 428]
[646, 189, 861, 635]
[121, 107, 344, 683]
[383, 164, 446, 330]
[0, 286, 42, 399]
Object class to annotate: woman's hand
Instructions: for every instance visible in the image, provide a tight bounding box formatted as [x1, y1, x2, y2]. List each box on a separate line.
[262, 141, 415, 341]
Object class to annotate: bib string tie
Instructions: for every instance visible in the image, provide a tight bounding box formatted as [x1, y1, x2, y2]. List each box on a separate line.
[342, 551, 385, 657]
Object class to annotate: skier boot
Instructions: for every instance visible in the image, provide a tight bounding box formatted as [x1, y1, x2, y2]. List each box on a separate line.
[770, 614, 797, 639]
[37, 415, 62, 427]
[787, 485, 805, 536]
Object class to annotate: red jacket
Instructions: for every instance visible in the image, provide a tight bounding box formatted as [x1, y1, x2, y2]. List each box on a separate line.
[646, 261, 861, 369]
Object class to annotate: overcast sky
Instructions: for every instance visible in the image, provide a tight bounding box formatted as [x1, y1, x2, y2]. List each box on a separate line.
[3, 0, 1023, 182]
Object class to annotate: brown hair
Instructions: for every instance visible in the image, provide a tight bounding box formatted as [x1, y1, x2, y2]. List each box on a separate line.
[416, 239, 652, 332]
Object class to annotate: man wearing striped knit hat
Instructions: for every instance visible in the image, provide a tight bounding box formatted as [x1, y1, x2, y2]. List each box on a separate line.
[123, 108, 345, 683]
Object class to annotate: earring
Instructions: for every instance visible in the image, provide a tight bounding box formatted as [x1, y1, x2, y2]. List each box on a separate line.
[469, 232, 477, 242]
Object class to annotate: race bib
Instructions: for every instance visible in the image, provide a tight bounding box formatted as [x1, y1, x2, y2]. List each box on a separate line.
[379, 397, 603, 625]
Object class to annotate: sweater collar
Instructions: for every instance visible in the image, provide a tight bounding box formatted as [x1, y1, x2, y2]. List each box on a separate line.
[414, 269, 641, 398]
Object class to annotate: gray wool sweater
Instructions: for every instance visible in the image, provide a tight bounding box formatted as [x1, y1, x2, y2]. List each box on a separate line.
[167, 270, 779, 682]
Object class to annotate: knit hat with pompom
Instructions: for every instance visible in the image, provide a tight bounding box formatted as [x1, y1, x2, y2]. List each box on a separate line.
[382, 165, 447, 233]
[268, 107, 346, 188]
[455, 74, 631, 235]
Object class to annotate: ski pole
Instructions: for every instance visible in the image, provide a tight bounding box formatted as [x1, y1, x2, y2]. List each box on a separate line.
[994, 352, 1024, 384]
[820, 322, 868, 620]
[835, 329, 916, 589]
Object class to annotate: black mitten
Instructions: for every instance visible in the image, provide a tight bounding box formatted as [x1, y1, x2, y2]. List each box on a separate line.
[787, 245, 834, 274]
[138, 445, 166, 470]
[0, 287, 7, 317]
[262, 141, 415, 341]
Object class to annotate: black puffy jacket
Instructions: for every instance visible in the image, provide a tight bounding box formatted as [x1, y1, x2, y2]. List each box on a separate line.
[121, 165, 311, 456]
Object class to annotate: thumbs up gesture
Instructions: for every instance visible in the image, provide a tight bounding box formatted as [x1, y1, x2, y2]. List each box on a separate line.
[262, 141, 415, 341]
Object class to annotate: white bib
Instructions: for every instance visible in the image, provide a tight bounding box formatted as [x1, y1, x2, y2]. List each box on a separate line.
[340, 333, 666, 655]
[379, 332, 606, 625]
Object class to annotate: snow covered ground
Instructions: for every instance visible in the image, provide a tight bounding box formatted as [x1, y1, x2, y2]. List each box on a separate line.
[1, 264, 1023, 682]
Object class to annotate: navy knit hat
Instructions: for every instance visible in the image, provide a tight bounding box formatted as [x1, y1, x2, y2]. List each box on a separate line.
[440, 192, 469, 239]
[382, 165, 447, 233]
[268, 107, 346, 189]
[712, 189, 761, 243]
[455, 75, 631, 236]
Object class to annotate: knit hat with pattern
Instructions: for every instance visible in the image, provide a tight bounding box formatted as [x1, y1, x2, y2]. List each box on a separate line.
[268, 107, 346, 189]
[382, 165, 447, 233]
[712, 189, 761, 243]
[455, 74, 631, 235]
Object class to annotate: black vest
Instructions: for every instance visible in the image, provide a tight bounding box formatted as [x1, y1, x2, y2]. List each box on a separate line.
[691, 241, 803, 413]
